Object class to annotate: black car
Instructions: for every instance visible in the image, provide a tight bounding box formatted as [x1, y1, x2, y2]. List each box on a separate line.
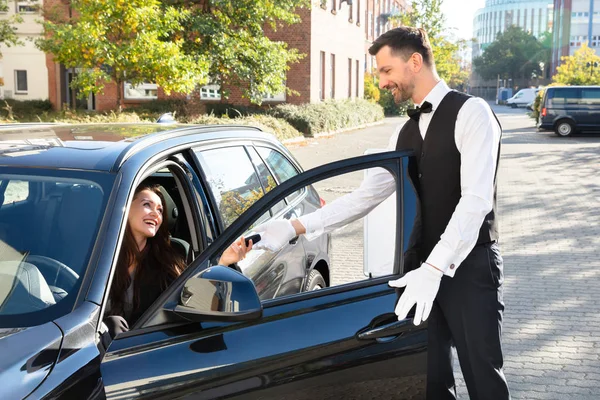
[0, 123, 426, 399]
[538, 85, 600, 137]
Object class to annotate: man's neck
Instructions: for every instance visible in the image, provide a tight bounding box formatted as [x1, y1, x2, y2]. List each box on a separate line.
[413, 76, 442, 105]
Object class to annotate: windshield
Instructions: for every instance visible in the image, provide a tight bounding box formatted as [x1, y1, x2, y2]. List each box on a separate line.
[0, 168, 113, 328]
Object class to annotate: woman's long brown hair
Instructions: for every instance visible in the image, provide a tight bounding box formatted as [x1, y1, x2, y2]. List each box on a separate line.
[108, 183, 186, 319]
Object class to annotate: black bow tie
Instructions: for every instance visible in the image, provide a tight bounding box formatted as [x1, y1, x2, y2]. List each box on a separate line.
[407, 101, 433, 122]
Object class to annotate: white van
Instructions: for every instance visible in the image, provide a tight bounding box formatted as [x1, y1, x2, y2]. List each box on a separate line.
[506, 88, 539, 108]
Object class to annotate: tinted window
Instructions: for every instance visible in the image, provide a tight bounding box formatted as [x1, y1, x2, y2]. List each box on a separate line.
[581, 88, 600, 105]
[246, 147, 286, 214]
[256, 147, 302, 202]
[0, 170, 111, 328]
[195, 146, 269, 228]
[548, 88, 580, 106]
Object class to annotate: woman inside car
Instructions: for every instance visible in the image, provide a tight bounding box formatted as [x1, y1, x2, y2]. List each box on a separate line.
[104, 182, 253, 338]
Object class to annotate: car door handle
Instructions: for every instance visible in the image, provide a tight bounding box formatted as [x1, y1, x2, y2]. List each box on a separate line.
[357, 318, 415, 341]
[289, 235, 299, 245]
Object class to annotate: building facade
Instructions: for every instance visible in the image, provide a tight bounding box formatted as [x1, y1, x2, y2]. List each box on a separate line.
[0, 0, 48, 101]
[472, 0, 554, 59]
[41, 0, 407, 112]
[552, 0, 600, 73]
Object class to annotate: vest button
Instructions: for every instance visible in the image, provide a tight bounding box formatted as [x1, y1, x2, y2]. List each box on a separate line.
[421, 152, 425, 157]
[418, 173, 422, 178]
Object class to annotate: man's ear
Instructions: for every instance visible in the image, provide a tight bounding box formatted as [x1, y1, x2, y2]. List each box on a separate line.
[410, 52, 424, 73]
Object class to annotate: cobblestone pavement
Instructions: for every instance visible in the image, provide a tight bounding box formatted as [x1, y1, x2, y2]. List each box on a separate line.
[289, 105, 600, 399]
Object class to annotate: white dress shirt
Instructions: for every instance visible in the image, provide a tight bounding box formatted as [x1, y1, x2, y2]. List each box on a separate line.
[299, 81, 501, 278]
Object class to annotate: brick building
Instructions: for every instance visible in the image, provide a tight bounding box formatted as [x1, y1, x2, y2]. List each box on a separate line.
[7, 0, 408, 111]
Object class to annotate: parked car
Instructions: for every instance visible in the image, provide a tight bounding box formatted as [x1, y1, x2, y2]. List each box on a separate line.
[537, 85, 600, 137]
[0, 123, 426, 399]
[506, 87, 539, 108]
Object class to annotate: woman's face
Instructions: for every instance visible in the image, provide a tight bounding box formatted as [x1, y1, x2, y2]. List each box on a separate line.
[128, 189, 163, 242]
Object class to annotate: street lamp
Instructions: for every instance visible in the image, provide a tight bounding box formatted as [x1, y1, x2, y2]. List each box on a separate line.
[586, 61, 599, 76]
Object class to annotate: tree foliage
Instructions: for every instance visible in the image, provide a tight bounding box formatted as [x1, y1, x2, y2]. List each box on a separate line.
[552, 44, 600, 86]
[37, 0, 209, 110]
[0, 10, 23, 58]
[389, 0, 469, 90]
[173, 0, 309, 104]
[473, 26, 545, 81]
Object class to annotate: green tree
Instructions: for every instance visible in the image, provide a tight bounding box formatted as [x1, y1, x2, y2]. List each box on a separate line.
[388, 0, 469, 90]
[173, 0, 309, 105]
[473, 26, 544, 82]
[0, 16, 22, 56]
[552, 44, 600, 85]
[37, 0, 208, 110]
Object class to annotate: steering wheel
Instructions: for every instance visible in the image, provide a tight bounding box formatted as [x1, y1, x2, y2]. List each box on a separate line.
[23, 255, 79, 290]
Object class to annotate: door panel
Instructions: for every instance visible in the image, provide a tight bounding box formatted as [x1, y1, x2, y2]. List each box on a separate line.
[102, 284, 426, 400]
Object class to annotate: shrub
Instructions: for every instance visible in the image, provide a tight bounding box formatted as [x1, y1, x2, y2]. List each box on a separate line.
[187, 114, 302, 142]
[1, 99, 53, 120]
[269, 99, 384, 136]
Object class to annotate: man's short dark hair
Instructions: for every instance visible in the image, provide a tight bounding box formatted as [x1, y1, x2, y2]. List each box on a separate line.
[368, 27, 435, 67]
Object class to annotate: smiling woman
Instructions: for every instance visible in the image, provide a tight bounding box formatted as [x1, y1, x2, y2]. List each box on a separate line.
[103, 181, 253, 338]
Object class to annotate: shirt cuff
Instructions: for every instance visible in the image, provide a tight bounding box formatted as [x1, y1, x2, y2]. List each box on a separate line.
[426, 243, 458, 277]
[298, 212, 325, 241]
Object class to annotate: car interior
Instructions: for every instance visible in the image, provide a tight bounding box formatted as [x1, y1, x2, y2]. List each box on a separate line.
[0, 178, 103, 315]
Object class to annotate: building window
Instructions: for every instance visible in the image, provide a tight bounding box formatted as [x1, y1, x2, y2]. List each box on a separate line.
[331, 0, 336, 12]
[330, 54, 336, 99]
[124, 82, 158, 100]
[357, 0, 361, 25]
[263, 81, 286, 102]
[348, 58, 353, 98]
[200, 83, 221, 100]
[17, 1, 37, 13]
[15, 70, 27, 94]
[0, 0, 8, 13]
[320, 0, 327, 10]
[320, 51, 326, 101]
[355, 59, 359, 98]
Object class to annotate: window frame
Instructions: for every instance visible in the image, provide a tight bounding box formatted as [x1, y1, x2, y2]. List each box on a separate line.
[14, 70, 27, 94]
[123, 81, 158, 101]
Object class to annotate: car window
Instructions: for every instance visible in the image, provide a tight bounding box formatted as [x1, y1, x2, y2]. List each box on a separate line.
[246, 147, 286, 215]
[2, 180, 29, 204]
[549, 88, 580, 106]
[581, 89, 600, 105]
[0, 171, 111, 328]
[195, 146, 269, 229]
[256, 146, 302, 203]
[234, 167, 401, 301]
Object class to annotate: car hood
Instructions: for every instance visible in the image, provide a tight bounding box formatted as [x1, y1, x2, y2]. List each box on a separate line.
[0, 323, 63, 399]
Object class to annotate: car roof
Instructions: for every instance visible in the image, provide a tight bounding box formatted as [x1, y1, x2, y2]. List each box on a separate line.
[0, 123, 274, 172]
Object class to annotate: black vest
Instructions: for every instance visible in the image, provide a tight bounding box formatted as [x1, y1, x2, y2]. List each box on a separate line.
[396, 91, 501, 262]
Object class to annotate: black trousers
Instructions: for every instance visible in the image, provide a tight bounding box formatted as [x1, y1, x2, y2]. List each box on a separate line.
[426, 242, 510, 400]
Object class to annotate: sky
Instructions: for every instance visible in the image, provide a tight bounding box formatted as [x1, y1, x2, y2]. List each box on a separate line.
[441, 0, 486, 40]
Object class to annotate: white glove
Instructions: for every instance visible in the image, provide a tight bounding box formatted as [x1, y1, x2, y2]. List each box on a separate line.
[252, 219, 297, 252]
[388, 263, 443, 326]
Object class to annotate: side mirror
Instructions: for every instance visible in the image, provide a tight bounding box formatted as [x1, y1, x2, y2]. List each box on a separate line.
[172, 266, 262, 322]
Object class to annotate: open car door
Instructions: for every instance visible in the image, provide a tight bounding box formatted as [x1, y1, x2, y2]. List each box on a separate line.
[100, 151, 427, 400]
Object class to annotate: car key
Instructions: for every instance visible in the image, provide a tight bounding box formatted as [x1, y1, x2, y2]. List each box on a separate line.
[244, 233, 261, 247]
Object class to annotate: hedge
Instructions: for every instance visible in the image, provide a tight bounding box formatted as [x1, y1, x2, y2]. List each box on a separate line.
[268, 98, 384, 136]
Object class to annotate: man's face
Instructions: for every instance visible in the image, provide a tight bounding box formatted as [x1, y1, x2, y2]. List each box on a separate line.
[375, 45, 415, 104]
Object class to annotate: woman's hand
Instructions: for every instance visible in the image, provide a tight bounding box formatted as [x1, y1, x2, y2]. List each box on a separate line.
[218, 236, 253, 266]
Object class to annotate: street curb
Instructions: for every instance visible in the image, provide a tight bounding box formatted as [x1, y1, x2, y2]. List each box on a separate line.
[282, 119, 387, 147]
